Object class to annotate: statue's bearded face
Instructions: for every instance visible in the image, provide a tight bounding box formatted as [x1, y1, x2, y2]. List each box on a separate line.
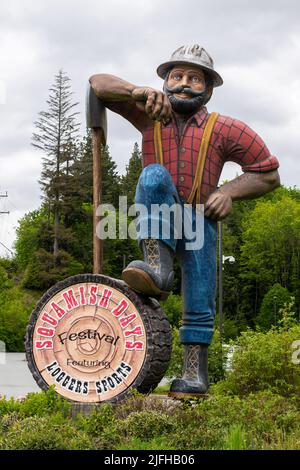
[164, 64, 212, 114]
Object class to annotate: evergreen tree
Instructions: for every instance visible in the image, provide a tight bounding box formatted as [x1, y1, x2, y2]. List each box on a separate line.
[32, 69, 80, 256]
[73, 130, 121, 207]
[120, 142, 142, 206]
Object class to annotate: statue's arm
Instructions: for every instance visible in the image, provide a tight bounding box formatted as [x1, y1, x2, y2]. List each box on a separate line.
[204, 170, 280, 220]
[89, 74, 172, 129]
[219, 170, 280, 201]
[204, 117, 280, 221]
[89, 74, 136, 102]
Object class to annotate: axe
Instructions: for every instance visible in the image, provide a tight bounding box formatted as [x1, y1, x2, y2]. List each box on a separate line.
[86, 85, 107, 274]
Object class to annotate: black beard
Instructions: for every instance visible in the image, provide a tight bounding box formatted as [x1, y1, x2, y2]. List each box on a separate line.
[168, 94, 205, 114]
[164, 83, 209, 115]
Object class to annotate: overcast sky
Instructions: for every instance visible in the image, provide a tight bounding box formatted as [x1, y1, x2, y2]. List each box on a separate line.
[0, 0, 299, 257]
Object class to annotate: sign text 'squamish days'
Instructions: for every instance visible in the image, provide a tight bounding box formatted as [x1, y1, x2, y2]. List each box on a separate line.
[35, 285, 145, 351]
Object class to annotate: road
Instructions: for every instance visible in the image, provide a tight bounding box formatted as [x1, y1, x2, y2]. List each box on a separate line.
[0, 353, 170, 399]
[0, 353, 40, 399]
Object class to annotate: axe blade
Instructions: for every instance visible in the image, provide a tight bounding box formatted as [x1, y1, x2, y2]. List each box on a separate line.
[86, 84, 107, 144]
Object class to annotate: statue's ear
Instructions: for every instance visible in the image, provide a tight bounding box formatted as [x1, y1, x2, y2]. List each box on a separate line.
[205, 85, 213, 103]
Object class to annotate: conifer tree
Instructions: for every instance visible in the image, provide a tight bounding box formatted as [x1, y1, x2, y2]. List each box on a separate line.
[74, 130, 121, 207]
[120, 142, 142, 206]
[32, 70, 80, 256]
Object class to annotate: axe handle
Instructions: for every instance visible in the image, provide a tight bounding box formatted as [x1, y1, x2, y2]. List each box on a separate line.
[92, 127, 103, 274]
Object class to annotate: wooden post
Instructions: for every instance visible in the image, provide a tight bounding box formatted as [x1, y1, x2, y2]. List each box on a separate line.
[92, 128, 103, 274]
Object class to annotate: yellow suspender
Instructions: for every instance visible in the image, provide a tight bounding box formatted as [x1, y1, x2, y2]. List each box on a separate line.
[154, 112, 219, 205]
[187, 112, 219, 205]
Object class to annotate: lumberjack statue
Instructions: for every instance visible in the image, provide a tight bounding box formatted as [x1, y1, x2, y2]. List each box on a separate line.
[89, 44, 280, 398]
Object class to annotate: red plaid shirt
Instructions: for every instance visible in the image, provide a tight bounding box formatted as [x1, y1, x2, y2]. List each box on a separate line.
[104, 100, 279, 204]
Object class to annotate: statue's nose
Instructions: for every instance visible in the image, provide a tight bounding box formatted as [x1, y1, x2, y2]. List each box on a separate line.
[180, 75, 189, 86]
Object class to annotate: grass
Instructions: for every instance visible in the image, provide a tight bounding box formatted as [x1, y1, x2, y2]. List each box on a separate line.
[152, 384, 170, 395]
[0, 387, 299, 450]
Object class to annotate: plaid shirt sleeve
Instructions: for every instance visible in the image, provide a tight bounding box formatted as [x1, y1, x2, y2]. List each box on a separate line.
[224, 117, 279, 172]
[101, 100, 151, 132]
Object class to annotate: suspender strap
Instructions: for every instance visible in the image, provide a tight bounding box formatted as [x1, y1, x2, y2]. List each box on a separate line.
[154, 120, 164, 165]
[187, 111, 219, 205]
[153, 112, 219, 205]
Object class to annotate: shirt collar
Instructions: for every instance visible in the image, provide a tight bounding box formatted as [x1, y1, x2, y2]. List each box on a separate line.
[192, 106, 209, 127]
[164, 106, 208, 128]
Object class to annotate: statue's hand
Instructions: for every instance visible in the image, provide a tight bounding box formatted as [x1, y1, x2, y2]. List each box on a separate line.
[204, 190, 232, 221]
[132, 87, 172, 124]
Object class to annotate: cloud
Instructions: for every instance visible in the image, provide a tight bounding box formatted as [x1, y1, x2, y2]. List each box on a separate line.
[0, 0, 299, 256]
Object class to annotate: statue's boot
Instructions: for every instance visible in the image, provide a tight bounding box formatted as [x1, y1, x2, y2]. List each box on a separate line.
[169, 344, 209, 399]
[122, 239, 174, 300]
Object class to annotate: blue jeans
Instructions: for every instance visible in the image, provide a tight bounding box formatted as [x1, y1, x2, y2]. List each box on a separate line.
[135, 164, 217, 345]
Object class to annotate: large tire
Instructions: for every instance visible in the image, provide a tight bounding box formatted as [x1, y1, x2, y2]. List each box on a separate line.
[25, 274, 172, 403]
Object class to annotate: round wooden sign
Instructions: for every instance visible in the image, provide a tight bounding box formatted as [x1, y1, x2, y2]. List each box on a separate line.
[25, 274, 172, 403]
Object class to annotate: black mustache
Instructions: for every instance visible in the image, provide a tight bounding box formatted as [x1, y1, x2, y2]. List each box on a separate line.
[164, 84, 206, 98]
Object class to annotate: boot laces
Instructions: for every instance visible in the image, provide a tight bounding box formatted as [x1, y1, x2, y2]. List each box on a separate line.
[144, 239, 161, 273]
[182, 345, 201, 381]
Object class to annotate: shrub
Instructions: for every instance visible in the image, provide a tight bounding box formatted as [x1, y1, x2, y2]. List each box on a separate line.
[0, 398, 21, 417]
[0, 388, 70, 419]
[160, 294, 182, 328]
[0, 389, 299, 450]
[0, 415, 93, 450]
[20, 387, 71, 418]
[217, 324, 300, 397]
[22, 248, 84, 290]
[165, 328, 182, 378]
[77, 403, 120, 449]
[256, 284, 295, 330]
[208, 329, 227, 383]
[169, 391, 300, 450]
[119, 410, 174, 440]
[0, 286, 39, 351]
[0, 266, 12, 291]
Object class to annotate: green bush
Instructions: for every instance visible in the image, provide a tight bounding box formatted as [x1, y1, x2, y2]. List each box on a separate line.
[0, 389, 91, 450]
[170, 391, 300, 450]
[77, 403, 120, 449]
[165, 328, 182, 378]
[22, 248, 84, 290]
[20, 387, 71, 418]
[0, 258, 18, 276]
[208, 329, 227, 383]
[222, 317, 247, 341]
[256, 284, 295, 330]
[0, 388, 70, 419]
[216, 324, 300, 397]
[119, 410, 174, 440]
[0, 398, 21, 417]
[0, 387, 299, 449]
[0, 286, 40, 351]
[0, 266, 12, 291]
[160, 294, 182, 328]
[0, 415, 93, 450]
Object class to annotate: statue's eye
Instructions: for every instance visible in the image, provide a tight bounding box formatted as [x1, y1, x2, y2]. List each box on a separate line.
[191, 76, 203, 83]
[172, 73, 182, 81]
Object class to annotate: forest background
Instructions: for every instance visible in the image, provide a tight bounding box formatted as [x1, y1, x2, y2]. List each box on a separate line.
[0, 70, 299, 352]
